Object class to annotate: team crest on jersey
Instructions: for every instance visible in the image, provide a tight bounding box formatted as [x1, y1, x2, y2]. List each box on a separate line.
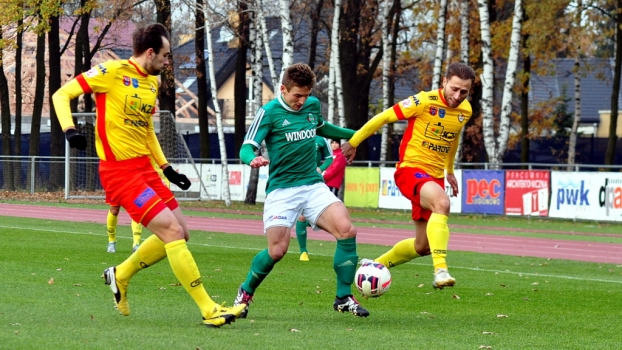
[132, 78, 139, 88]
[439, 109, 446, 118]
[429, 106, 438, 116]
[457, 113, 465, 122]
[85, 67, 99, 78]
[401, 98, 412, 108]
[123, 76, 131, 86]
[307, 114, 316, 124]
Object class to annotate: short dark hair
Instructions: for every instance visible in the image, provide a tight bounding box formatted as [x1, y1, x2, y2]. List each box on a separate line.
[132, 23, 170, 56]
[445, 62, 476, 83]
[282, 63, 316, 90]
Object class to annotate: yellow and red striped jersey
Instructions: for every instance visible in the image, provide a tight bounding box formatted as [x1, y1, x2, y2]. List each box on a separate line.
[349, 89, 472, 178]
[53, 58, 167, 167]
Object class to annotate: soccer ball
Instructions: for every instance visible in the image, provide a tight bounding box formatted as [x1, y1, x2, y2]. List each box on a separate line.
[355, 261, 392, 298]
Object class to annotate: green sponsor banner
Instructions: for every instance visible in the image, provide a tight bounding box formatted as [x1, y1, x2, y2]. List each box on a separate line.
[344, 167, 380, 208]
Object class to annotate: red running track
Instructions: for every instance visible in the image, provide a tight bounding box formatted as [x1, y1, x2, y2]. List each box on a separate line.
[1, 203, 621, 265]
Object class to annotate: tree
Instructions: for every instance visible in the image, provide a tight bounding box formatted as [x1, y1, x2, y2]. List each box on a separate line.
[156, 0, 178, 159]
[339, 0, 382, 160]
[431, 0, 448, 90]
[48, 11, 65, 191]
[203, 2, 232, 205]
[493, 0, 523, 166]
[0, 26, 14, 191]
[477, 0, 494, 163]
[234, 2, 250, 154]
[605, 0, 622, 165]
[245, 13, 263, 205]
[195, 0, 210, 159]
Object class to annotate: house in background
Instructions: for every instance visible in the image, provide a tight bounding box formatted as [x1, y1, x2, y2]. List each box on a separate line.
[172, 15, 333, 133]
[530, 58, 622, 138]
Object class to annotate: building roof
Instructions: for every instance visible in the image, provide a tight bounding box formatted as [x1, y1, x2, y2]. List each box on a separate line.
[173, 16, 328, 97]
[530, 58, 622, 124]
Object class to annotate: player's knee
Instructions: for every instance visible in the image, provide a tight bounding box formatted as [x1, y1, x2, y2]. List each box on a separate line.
[430, 197, 450, 215]
[337, 224, 356, 240]
[268, 246, 287, 261]
[110, 206, 120, 216]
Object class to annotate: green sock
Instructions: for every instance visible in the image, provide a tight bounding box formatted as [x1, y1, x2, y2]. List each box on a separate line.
[242, 249, 276, 294]
[295, 220, 308, 254]
[334, 237, 358, 299]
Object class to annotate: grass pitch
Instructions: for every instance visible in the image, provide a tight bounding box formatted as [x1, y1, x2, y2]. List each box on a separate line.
[0, 213, 621, 349]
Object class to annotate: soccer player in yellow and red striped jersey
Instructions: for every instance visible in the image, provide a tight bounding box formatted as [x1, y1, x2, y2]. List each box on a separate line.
[52, 23, 245, 328]
[342, 62, 476, 289]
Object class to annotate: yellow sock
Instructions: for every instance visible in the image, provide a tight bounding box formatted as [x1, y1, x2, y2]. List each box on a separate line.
[131, 221, 143, 246]
[106, 211, 117, 243]
[376, 238, 420, 268]
[116, 235, 166, 282]
[164, 240, 216, 317]
[427, 213, 450, 271]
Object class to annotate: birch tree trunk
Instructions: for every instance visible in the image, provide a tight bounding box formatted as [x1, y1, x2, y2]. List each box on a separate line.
[567, 57, 581, 169]
[204, 6, 231, 205]
[460, 0, 469, 63]
[454, 0, 469, 166]
[432, 0, 448, 90]
[333, 0, 346, 127]
[495, 0, 523, 166]
[478, 0, 495, 165]
[328, 59, 336, 124]
[279, 0, 294, 82]
[256, 0, 279, 90]
[567, 0, 582, 168]
[379, 0, 390, 162]
[328, 0, 343, 126]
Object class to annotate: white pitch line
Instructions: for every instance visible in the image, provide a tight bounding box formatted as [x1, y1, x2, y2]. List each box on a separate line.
[4, 224, 622, 285]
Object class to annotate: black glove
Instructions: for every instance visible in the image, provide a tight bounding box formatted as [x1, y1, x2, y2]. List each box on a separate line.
[163, 166, 191, 190]
[65, 129, 87, 150]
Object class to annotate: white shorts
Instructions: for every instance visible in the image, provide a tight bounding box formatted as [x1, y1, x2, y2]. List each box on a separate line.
[263, 182, 341, 233]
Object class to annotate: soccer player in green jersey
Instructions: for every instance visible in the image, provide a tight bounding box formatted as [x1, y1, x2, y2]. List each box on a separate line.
[295, 136, 333, 261]
[233, 63, 369, 318]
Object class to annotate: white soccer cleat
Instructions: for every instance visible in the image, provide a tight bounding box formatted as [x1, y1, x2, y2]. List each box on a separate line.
[107, 242, 116, 253]
[359, 258, 374, 266]
[432, 268, 456, 289]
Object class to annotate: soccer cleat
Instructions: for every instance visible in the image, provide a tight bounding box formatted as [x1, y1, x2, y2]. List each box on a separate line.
[132, 244, 140, 252]
[107, 242, 116, 253]
[102, 267, 130, 316]
[359, 258, 373, 266]
[432, 268, 456, 289]
[233, 284, 254, 318]
[333, 295, 369, 317]
[203, 303, 247, 328]
[300, 252, 309, 261]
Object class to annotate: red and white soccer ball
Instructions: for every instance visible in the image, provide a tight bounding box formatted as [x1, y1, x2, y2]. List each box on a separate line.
[355, 261, 392, 298]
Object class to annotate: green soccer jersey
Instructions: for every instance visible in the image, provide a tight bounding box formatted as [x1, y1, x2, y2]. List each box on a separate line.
[243, 95, 330, 193]
[315, 136, 333, 167]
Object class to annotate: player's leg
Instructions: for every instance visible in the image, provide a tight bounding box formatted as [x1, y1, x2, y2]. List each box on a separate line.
[295, 215, 309, 261]
[310, 185, 368, 317]
[234, 188, 300, 317]
[146, 182, 244, 326]
[106, 205, 120, 253]
[131, 220, 142, 251]
[419, 179, 454, 288]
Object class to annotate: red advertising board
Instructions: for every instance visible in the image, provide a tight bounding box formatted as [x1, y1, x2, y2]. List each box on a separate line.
[505, 170, 550, 216]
